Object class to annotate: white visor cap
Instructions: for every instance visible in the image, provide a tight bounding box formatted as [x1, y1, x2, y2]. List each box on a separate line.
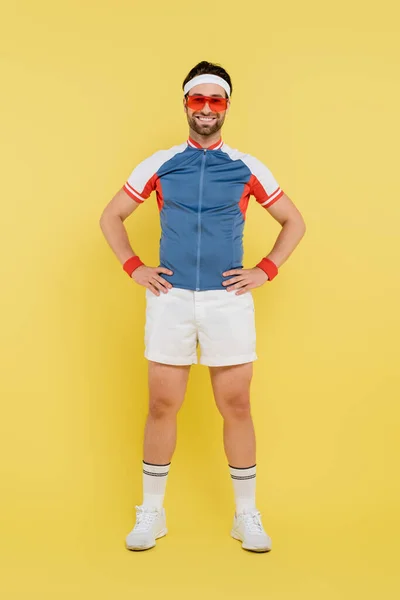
[183, 74, 231, 98]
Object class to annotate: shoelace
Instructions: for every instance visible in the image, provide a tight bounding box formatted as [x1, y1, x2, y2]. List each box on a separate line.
[133, 506, 159, 532]
[241, 511, 264, 534]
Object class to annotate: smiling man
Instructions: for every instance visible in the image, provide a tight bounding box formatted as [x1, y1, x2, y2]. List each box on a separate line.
[99, 61, 306, 552]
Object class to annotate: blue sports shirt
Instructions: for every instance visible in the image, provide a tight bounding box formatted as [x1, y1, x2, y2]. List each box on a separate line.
[123, 136, 284, 291]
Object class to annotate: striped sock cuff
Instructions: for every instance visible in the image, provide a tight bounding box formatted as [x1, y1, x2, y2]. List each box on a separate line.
[142, 461, 171, 478]
[229, 464, 256, 481]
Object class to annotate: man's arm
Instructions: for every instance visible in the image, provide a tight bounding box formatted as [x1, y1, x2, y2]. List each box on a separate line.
[262, 192, 306, 268]
[99, 187, 173, 295]
[99, 187, 142, 265]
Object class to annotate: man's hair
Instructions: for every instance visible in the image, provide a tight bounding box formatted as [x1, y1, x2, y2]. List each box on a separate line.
[182, 61, 233, 98]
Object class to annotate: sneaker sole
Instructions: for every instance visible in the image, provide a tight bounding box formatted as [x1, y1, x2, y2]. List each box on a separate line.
[125, 528, 168, 551]
[231, 530, 272, 553]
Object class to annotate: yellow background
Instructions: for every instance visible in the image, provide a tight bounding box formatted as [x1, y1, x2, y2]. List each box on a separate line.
[1, 1, 399, 598]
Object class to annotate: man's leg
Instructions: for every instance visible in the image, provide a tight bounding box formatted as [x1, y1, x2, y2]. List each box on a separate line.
[209, 362, 272, 552]
[126, 360, 190, 551]
[144, 360, 190, 464]
[210, 362, 258, 513]
[209, 362, 255, 468]
[141, 360, 190, 508]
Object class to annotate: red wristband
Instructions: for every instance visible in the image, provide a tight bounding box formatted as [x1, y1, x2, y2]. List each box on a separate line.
[123, 255, 144, 277]
[255, 257, 278, 281]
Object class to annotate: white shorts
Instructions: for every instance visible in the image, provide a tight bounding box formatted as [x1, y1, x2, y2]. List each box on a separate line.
[144, 287, 257, 367]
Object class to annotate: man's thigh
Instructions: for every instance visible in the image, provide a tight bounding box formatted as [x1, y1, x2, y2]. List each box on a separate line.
[209, 362, 253, 410]
[148, 361, 191, 411]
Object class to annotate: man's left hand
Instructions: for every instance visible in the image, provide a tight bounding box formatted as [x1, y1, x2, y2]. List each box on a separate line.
[222, 267, 269, 295]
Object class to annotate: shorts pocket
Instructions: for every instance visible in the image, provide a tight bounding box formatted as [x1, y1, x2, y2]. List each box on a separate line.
[236, 290, 254, 311]
[146, 287, 160, 300]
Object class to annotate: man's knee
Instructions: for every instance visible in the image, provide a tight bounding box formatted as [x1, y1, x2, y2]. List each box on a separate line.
[147, 361, 189, 419]
[148, 394, 181, 419]
[219, 394, 251, 420]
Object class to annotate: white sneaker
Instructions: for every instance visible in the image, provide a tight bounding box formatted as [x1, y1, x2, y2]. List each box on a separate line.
[125, 505, 167, 551]
[231, 509, 272, 552]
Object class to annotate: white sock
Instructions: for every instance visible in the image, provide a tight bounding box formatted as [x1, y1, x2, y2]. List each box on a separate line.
[229, 464, 257, 515]
[142, 461, 171, 510]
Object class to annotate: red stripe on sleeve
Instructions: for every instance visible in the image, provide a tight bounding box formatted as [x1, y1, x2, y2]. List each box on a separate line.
[262, 189, 284, 208]
[123, 184, 145, 203]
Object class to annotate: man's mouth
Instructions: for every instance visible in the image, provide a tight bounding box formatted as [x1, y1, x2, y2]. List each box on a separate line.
[195, 116, 217, 123]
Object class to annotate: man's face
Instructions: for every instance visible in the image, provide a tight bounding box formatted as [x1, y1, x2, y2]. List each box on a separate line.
[183, 83, 230, 137]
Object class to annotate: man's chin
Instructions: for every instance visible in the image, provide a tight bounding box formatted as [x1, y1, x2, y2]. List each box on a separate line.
[191, 121, 221, 136]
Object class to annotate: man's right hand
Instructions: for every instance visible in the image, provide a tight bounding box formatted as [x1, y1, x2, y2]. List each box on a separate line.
[131, 265, 173, 296]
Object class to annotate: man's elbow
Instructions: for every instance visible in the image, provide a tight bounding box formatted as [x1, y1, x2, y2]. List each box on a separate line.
[292, 208, 306, 234]
[285, 213, 306, 236]
[99, 211, 108, 228]
[299, 217, 306, 236]
[99, 208, 117, 229]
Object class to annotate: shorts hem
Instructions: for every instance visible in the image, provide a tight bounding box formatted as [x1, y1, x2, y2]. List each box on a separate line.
[200, 353, 258, 367]
[145, 351, 197, 366]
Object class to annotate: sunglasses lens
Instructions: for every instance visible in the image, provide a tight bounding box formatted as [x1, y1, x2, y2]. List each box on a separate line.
[209, 98, 228, 112]
[187, 96, 228, 112]
[187, 96, 206, 110]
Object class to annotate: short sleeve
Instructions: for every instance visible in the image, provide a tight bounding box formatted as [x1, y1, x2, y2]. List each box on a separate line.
[123, 152, 161, 203]
[242, 154, 284, 208]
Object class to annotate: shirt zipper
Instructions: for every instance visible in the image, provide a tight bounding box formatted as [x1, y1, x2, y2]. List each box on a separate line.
[196, 149, 207, 291]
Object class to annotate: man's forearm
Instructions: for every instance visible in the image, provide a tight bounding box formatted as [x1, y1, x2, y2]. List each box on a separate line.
[265, 218, 306, 269]
[99, 214, 137, 265]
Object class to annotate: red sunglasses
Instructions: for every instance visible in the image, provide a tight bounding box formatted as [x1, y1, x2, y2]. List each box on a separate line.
[185, 94, 229, 113]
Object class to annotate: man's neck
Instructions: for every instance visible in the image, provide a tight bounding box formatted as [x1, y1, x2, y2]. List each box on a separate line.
[188, 130, 222, 149]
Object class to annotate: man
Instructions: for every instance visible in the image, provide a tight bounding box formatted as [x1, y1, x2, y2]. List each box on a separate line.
[99, 61, 306, 553]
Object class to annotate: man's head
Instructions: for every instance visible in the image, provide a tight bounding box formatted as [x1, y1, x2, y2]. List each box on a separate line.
[182, 61, 232, 138]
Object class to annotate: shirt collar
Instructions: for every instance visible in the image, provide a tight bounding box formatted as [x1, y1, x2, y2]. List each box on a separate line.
[187, 136, 224, 150]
